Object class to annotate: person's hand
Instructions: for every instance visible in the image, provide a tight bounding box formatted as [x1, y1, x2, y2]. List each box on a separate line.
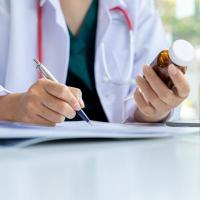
[0, 79, 84, 126]
[134, 64, 190, 123]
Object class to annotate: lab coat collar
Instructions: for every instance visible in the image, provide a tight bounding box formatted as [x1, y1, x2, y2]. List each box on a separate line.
[96, 0, 128, 46]
[40, 0, 127, 7]
[103, 0, 128, 8]
[39, 0, 127, 34]
[40, 0, 68, 34]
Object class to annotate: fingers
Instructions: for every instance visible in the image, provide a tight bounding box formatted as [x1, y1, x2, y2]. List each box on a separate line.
[13, 80, 84, 126]
[39, 83, 78, 120]
[43, 80, 82, 111]
[134, 88, 155, 117]
[134, 64, 190, 123]
[38, 104, 66, 123]
[168, 65, 190, 98]
[69, 87, 85, 108]
[21, 110, 56, 127]
[143, 65, 182, 107]
[33, 115, 56, 127]
[42, 94, 76, 119]
[136, 76, 171, 112]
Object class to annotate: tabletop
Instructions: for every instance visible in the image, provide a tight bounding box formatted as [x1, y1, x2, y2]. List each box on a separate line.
[0, 133, 200, 200]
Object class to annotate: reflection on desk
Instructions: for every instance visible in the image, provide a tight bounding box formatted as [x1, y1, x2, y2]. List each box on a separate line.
[0, 135, 200, 200]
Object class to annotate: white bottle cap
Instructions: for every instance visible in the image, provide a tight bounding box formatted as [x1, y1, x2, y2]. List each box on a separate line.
[168, 39, 195, 67]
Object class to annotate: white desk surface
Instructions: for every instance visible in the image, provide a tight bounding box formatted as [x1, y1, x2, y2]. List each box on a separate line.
[0, 133, 200, 200]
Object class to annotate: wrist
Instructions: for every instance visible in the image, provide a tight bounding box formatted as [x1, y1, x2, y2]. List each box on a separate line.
[134, 108, 170, 123]
[0, 93, 22, 122]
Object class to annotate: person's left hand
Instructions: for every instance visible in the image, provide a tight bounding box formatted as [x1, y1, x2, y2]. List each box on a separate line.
[134, 64, 190, 123]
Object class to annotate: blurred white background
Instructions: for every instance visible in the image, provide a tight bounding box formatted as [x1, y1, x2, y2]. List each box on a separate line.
[155, 0, 200, 120]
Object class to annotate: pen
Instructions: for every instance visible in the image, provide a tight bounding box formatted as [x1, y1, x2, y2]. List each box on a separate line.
[33, 58, 92, 126]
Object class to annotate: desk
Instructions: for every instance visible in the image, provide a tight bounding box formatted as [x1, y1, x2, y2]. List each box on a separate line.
[0, 134, 200, 200]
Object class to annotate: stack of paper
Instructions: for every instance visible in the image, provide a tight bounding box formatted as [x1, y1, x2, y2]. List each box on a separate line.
[0, 121, 198, 140]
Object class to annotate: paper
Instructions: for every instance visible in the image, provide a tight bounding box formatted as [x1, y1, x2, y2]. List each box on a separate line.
[0, 121, 198, 140]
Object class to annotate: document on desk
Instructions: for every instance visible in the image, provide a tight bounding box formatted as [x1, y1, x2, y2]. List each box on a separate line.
[0, 121, 199, 140]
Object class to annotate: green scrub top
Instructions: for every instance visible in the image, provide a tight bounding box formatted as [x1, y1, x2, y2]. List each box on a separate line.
[66, 0, 108, 122]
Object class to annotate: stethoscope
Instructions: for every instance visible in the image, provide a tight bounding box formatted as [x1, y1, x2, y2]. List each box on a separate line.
[37, 0, 135, 86]
[101, 6, 135, 85]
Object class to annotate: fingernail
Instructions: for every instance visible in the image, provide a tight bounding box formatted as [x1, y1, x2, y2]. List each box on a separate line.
[138, 88, 142, 93]
[74, 103, 81, 111]
[136, 87, 140, 92]
[145, 64, 150, 69]
[80, 98, 85, 108]
[136, 76, 140, 82]
[169, 65, 177, 76]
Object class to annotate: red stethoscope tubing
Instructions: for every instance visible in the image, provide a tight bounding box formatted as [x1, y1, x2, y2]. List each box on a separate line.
[37, 0, 43, 63]
[110, 6, 133, 31]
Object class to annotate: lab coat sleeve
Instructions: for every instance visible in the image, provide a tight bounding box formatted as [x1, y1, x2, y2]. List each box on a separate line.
[0, 86, 11, 96]
[124, 0, 180, 122]
[0, 1, 11, 96]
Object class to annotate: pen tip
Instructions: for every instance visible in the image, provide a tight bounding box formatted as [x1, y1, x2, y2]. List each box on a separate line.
[88, 121, 93, 126]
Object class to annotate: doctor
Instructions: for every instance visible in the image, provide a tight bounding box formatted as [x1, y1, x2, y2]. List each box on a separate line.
[0, 0, 190, 126]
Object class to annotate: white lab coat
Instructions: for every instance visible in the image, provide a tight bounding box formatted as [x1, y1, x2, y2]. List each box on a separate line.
[0, 0, 178, 122]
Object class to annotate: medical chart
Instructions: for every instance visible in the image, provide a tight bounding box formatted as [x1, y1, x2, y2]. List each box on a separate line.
[0, 121, 198, 140]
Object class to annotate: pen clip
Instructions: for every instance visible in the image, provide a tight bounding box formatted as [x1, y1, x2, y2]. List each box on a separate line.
[33, 58, 58, 82]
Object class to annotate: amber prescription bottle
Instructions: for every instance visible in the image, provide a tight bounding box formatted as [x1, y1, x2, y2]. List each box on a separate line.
[150, 40, 195, 92]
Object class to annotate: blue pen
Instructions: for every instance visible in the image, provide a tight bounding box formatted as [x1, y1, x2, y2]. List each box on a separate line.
[33, 59, 92, 126]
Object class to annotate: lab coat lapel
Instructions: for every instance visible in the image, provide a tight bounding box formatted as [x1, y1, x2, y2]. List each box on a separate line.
[95, 0, 129, 122]
[96, 0, 123, 46]
[95, 0, 111, 47]
[42, 0, 69, 84]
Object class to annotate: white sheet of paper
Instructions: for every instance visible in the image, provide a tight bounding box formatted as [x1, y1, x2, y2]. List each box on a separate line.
[0, 121, 198, 140]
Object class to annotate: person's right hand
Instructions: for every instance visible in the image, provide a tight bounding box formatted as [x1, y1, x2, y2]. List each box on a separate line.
[0, 79, 84, 126]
